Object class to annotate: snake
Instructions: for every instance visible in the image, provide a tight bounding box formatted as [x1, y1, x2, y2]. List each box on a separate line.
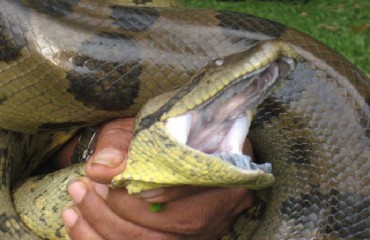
[0, 0, 369, 239]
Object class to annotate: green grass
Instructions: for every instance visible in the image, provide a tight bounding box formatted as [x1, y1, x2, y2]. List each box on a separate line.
[181, 0, 369, 76]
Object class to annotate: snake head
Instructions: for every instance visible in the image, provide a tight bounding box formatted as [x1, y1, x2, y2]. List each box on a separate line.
[112, 40, 299, 193]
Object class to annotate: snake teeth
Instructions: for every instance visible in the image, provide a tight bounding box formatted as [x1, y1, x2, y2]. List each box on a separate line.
[165, 112, 192, 145]
[165, 111, 251, 155]
[217, 115, 250, 154]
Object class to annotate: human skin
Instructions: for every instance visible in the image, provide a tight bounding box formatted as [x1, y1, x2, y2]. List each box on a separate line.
[53, 118, 255, 240]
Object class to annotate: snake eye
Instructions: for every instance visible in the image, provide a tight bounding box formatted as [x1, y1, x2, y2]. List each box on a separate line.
[214, 59, 224, 67]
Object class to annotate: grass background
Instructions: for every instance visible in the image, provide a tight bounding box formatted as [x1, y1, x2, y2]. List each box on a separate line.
[181, 0, 369, 76]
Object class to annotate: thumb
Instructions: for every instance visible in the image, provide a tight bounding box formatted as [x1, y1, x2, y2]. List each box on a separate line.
[85, 118, 135, 184]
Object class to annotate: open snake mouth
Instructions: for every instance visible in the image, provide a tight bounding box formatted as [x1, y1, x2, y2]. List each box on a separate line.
[112, 42, 298, 192]
[165, 56, 296, 170]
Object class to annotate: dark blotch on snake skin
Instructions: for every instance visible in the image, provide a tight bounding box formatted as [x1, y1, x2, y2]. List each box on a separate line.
[251, 97, 287, 130]
[67, 32, 141, 111]
[0, 129, 15, 190]
[0, 152, 8, 190]
[26, 0, 80, 17]
[216, 11, 286, 46]
[111, 5, 159, 32]
[0, 16, 24, 62]
[0, 96, 7, 105]
[286, 134, 312, 165]
[133, 0, 153, 5]
[55, 226, 63, 238]
[281, 185, 370, 239]
[52, 206, 58, 213]
[0, 213, 26, 237]
[38, 121, 87, 131]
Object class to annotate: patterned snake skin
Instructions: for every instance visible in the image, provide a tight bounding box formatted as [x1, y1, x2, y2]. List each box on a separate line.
[0, 0, 369, 239]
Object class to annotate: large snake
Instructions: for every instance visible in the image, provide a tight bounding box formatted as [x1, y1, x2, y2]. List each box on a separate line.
[0, 0, 369, 239]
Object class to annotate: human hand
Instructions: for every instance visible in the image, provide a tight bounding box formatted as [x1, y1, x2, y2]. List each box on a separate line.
[56, 118, 255, 239]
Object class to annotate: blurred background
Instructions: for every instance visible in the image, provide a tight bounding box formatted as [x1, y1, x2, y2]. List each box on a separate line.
[181, 0, 369, 77]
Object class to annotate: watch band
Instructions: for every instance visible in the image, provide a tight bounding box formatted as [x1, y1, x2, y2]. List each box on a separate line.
[71, 126, 99, 164]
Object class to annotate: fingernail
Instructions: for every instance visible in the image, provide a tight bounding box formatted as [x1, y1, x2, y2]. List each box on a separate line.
[94, 183, 109, 200]
[92, 148, 122, 167]
[62, 208, 78, 228]
[139, 188, 165, 199]
[68, 181, 86, 204]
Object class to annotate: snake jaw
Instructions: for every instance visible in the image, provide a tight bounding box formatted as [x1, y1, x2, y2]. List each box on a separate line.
[165, 113, 193, 145]
[164, 56, 295, 158]
[112, 43, 299, 193]
[217, 114, 251, 154]
[114, 41, 297, 192]
[165, 112, 252, 155]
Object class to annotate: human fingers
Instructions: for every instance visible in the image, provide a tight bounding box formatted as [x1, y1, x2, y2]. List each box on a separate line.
[62, 208, 105, 240]
[67, 178, 253, 239]
[51, 117, 135, 183]
[67, 177, 177, 240]
[138, 186, 212, 203]
[106, 187, 254, 235]
[85, 117, 135, 183]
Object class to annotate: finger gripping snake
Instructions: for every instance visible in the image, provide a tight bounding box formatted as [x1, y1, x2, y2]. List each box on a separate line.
[0, 0, 369, 239]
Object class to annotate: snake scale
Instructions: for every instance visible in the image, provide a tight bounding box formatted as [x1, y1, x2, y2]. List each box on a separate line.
[0, 0, 369, 239]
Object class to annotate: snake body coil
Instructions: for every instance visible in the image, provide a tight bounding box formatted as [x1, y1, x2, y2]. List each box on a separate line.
[0, 0, 369, 239]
